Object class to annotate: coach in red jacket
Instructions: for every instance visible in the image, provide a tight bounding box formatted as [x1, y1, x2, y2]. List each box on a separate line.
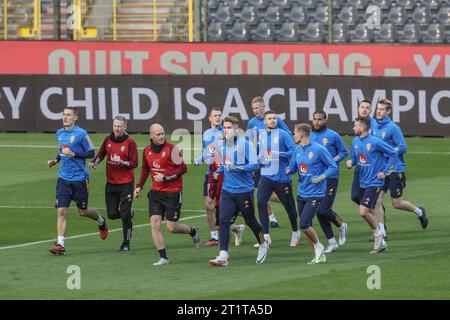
[134, 123, 201, 266]
[90, 116, 138, 252]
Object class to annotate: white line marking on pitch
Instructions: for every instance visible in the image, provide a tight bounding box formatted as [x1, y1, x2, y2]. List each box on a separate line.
[0, 212, 205, 250]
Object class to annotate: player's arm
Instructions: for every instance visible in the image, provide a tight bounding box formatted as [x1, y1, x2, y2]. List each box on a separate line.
[313, 148, 338, 183]
[276, 116, 292, 134]
[47, 154, 60, 168]
[134, 148, 150, 197]
[162, 146, 187, 182]
[346, 142, 357, 168]
[285, 150, 298, 175]
[392, 126, 407, 155]
[72, 134, 95, 159]
[89, 137, 108, 168]
[334, 133, 349, 163]
[278, 131, 296, 159]
[118, 140, 139, 169]
[377, 140, 397, 178]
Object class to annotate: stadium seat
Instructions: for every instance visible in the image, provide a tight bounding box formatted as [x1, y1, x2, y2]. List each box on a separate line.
[437, 5, 450, 25]
[346, 0, 366, 10]
[350, 21, 373, 43]
[252, 19, 275, 41]
[228, 0, 245, 10]
[338, 5, 357, 26]
[265, 3, 284, 25]
[208, 0, 219, 10]
[399, 21, 421, 43]
[288, 3, 308, 25]
[276, 19, 300, 42]
[412, 4, 432, 25]
[422, 21, 444, 43]
[387, 4, 407, 26]
[228, 19, 251, 41]
[298, 0, 318, 9]
[314, 2, 329, 24]
[332, 0, 343, 10]
[240, 3, 260, 25]
[207, 19, 227, 41]
[395, 0, 415, 10]
[370, 0, 392, 10]
[374, 22, 397, 43]
[421, 0, 441, 10]
[215, 2, 236, 25]
[248, 0, 269, 9]
[302, 19, 325, 42]
[332, 21, 349, 43]
[272, 0, 293, 9]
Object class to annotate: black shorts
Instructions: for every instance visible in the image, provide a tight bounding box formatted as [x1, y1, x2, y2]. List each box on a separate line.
[55, 178, 89, 210]
[105, 182, 134, 219]
[382, 172, 406, 199]
[359, 187, 382, 209]
[148, 190, 182, 222]
[203, 174, 209, 197]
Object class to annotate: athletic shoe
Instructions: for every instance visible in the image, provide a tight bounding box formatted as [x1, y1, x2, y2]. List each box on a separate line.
[49, 243, 65, 256]
[191, 226, 201, 248]
[269, 221, 279, 228]
[153, 258, 169, 266]
[371, 233, 384, 253]
[234, 224, 245, 247]
[256, 241, 269, 264]
[371, 240, 388, 254]
[119, 242, 130, 252]
[323, 243, 339, 254]
[254, 237, 271, 248]
[99, 219, 108, 240]
[418, 207, 428, 229]
[208, 256, 228, 267]
[308, 254, 327, 264]
[314, 243, 326, 263]
[290, 232, 301, 247]
[338, 223, 348, 246]
[203, 238, 220, 247]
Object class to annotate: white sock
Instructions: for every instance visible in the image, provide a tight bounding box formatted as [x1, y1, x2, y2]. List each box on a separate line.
[328, 238, 337, 245]
[292, 231, 300, 237]
[313, 241, 323, 250]
[339, 223, 346, 230]
[414, 207, 423, 217]
[211, 231, 219, 240]
[57, 236, 65, 247]
[263, 233, 271, 242]
[219, 250, 228, 260]
[269, 214, 277, 222]
[374, 227, 382, 237]
[378, 223, 386, 236]
[98, 215, 105, 225]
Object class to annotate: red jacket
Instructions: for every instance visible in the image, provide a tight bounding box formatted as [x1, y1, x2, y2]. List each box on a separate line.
[137, 142, 187, 192]
[93, 133, 138, 185]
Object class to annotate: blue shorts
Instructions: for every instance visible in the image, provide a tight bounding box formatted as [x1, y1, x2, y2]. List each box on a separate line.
[382, 172, 406, 199]
[203, 174, 209, 197]
[55, 178, 89, 210]
[253, 169, 261, 188]
[359, 187, 382, 209]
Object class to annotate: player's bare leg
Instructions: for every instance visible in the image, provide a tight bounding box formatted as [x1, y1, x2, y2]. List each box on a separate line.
[205, 196, 219, 246]
[57, 207, 69, 238]
[80, 208, 108, 240]
[150, 215, 170, 265]
[360, 206, 385, 253]
[375, 192, 387, 239]
[391, 197, 428, 229]
[303, 227, 325, 264]
[166, 220, 201, 247]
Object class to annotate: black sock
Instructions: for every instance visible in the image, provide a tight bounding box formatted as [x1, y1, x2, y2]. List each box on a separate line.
[158, 249, 167, 260]
[189, 227, 197, 237]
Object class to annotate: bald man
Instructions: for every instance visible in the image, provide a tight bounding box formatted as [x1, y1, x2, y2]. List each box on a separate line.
[135, 124, 200, 265]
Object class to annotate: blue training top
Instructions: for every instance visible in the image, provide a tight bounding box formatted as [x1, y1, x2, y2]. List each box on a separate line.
[287, 141, 338, 199]
[56, 126, 95, 182]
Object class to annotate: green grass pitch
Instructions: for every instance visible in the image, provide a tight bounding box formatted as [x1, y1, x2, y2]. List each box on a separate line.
[0, 133, 449, 299]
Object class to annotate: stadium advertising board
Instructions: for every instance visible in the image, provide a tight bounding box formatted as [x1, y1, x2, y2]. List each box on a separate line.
[0, 75, 448, 136]
[0, 41, 449, 77]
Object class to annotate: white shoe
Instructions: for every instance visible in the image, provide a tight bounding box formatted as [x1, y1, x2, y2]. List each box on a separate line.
[153, 258, 169, 266]
[323, 242, 339, 254]
[371, 233, 384, 254]
[256, 241, 269, 264]
[254, 237, 271, 248]
[314, 243, 326, 263]
[290, 232, 301, 247]
[208, 256, 228, 267]
[338, 223, 348, 246]
[234, 224, 245, 247]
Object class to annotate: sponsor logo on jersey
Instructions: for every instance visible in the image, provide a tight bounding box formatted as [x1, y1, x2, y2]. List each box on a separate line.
[266, 148, 271, 158]
[300, 163, 308, 173]
[224, 156, 232, 165]
[359, 153, 367, 164]
[153, 160, 160, 168]
[208, 144, 216, 154]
